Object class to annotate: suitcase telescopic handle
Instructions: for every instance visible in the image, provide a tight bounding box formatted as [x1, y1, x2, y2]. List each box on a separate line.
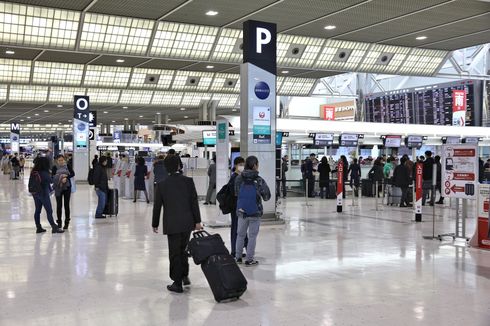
[192, 230, 211, 238]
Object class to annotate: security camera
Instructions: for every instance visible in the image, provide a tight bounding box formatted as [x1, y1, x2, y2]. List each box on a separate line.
[292, 47, 300, 55]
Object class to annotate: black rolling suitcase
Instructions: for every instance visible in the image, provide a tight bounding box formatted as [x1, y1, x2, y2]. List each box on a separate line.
[104, 189, 118, 217]
[362, 179, 374, 197]
[187, 231, 247, 302]
[328, 180, 337, 199]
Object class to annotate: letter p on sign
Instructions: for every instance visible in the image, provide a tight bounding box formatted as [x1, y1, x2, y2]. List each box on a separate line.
[256, 27, 271, 54]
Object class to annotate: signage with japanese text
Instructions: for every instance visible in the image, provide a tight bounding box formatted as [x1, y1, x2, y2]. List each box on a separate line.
[442, 144, 478, 199]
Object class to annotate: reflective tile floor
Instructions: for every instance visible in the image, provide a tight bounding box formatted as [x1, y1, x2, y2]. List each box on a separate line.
[1, 174, 490, 326]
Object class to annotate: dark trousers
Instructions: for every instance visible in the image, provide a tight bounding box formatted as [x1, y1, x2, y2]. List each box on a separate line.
[400, 186, 409, 205]
[281, 179, 287, 198]
[56, 189, 71, 222]
[33, 192, 56, 228]
[167, 231, 191, 283]
[230, 210, 248, 256]
[307, 176, 315, 197]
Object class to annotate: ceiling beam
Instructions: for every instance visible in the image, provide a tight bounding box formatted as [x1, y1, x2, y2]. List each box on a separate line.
[222, 0, 285, 28]
[28, 50, 45, 84]
[157, 0, 194, 21]
[378, 11, 490, 44]
[421, 28, 490, 47]
[331, 0, 457, 39]
[281, 0, 372, 34]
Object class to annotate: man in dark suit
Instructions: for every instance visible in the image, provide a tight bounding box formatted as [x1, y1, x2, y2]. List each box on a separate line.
[152, 155, 203, 293]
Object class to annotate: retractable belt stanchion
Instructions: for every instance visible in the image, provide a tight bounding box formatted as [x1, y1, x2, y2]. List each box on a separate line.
[337, 161, 344, 213]
[414, 162, 423, 222]
[303, 178, 312, 207]
[375, 181, 379, 211]
[424, 165, 438, 239]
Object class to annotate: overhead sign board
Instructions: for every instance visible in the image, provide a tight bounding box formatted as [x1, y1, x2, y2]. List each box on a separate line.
[314, 133, 334, 146]
[202, 130, 216, 145]
[243, 20, 277, 75]
[442, 144, 478, 199]
[73, 96, 90, 149]
[340, 133, 358, 147]
[452, 89, 467, 126]
[384, 135, 402, 148]
[406, 135, 423, 148]
[10, 122, 20, 153]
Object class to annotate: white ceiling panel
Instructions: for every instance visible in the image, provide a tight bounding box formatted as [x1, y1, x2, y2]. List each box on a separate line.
[119, 89, 153, 105]
[277, 34, 324, 68]
[84, 65, 131, 87]
[278, 77, 316, 96]
[0, 58, 31, 83]
[209, 73, 240, 93]
[9, 84, 48, 102]
[151, 91, 183, 106]
[33, 61, 84, 85]
[397, 48, 447, 76]
[315, 39, 370, 71]
[171, 70, 213, 91]
[129, 68, 174, 89]
[210, 28, 243, 63]
[86, 88, 120, 104]
[48, 86, 85, 103]
[181, 92, 211, 106]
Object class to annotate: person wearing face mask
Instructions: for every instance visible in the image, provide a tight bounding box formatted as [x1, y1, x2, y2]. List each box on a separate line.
[228, 156, 248, 258]
[52, 154, 75, 229]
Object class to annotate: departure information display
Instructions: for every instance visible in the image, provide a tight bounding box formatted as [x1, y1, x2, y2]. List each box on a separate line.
[365, 80, 481, 126]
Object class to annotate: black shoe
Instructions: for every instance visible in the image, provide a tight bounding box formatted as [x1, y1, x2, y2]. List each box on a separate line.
[436, 200, 444, 205]
[36, 227, 46, 234]
[236, 258, 243, 264]
[242, 253, 247, 258]
[52, 227, 64, 234]
[400, 204, 407, 207]
[133, 200, 137, 203]
[203, 202, 209, 205]
[167, 282, 183, 293]
[95, 215, 106, 219]
[56, 220, 62, 229]
[245, 260, 259, 266]
[183, 277, 191, 286]
[63, 222, 69, 230]
[147, 200, 150, 204]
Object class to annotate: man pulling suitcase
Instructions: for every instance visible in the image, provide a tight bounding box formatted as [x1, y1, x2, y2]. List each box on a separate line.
[152, 155, 203, 293]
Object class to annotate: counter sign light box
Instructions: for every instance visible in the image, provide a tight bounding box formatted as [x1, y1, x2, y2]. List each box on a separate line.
[384, 135, 402, 148]
[406, 135, 423, 148]
[202, 130, 216, 145]
[340, 134, 358, 147]
[314, 133, 334, 146]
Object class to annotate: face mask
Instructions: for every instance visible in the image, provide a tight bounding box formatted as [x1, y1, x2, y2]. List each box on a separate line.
[237, 165, 244, 172]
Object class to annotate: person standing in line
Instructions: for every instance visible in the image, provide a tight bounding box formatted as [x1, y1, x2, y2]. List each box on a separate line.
[368, 157, 384, 196]
[52, 155, 75, 229]
[317, 156, 331, 199]
[153, 154, 168, 186]
[29, 157, 64, 234]
[393, 157, 411, 207]
[422, 150, 435, 206]
[92, 154, 99, 168]
[152, 155, 203, 293]
[234, 156, 271, 266]
[281, 155, 288, 198]
[204, 157, 216, 205]
[434, 155, 444, 204]
[105, 153, 113, 180]
[305, 154, 316, 198]
[228, 156, 248, 258]
[133, 157, 150, 203]
[11, 153, 20, 180]
[19, 155, 25, 176]
[332, 155, 349, 199]
[348, 158, 361, 197]
[93, 156, 109, 219]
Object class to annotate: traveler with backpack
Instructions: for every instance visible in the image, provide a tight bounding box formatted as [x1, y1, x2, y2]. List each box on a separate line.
[152, 155, 203, 293]
[217, 156, 249, 258]
[29, 157, 64, 234]
[52, 154, 75, 230]
[93, 156, 109, 219]
[234, 156, 271, 266]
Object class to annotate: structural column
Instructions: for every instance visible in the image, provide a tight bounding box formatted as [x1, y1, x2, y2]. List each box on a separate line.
[240, 20, 277, 219]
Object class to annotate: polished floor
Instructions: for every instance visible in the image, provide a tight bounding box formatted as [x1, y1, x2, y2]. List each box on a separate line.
[1, 173, 489, 326]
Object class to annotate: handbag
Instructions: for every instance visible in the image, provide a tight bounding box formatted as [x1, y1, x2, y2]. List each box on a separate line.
[70, 177, 76, 193]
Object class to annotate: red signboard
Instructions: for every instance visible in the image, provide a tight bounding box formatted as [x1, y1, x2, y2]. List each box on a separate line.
[336, 161, 343, 212]
[321, 105, 335, 121]
[415, 162, 423, 221]
[452, 90, 466, 126]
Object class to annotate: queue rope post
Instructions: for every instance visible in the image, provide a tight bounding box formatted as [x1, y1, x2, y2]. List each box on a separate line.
[414, 162, 423, 222]
[336, 161, 343, 213]
[375, 181, 379, 211]
[424, 165, 438, 239]
[303, 178, 312, 207]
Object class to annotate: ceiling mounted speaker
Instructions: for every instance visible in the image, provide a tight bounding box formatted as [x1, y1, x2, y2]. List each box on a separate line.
[233, 39, 243, 53]
[185, 76, 201, 86]
[223, 78, 238, 88]
[144, 74, 160, 84]
[332, 48, 353, 62]
[286, 44, 306, 58]
[376, 53, 394, 65]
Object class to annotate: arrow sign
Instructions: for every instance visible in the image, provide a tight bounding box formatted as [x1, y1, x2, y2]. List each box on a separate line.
[451, 185, 465, 193]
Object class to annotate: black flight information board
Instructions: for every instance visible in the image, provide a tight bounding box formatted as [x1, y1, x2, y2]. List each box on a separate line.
[364, 80, 481, 126]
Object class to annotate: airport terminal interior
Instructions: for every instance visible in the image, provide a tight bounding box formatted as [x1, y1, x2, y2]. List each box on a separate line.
[0, 0, 490, 325]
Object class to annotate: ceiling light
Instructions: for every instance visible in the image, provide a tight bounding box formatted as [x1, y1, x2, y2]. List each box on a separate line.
[168, 118, 172, 121]
[281, 70, 289, 74]
[5, 50, 15, 55]
[27, 116, 31, 119]
[324, 25, 336, 30]
[156, 112, 161, 115]
[20, 119, 24, 122]
[116, 59, 125, 63]
[124, 118, 128, 120]
[206, 65, 215, 69]
[112, 120, 115, 123]
[232, 109, 237, 112]
[180, 108, 186, 111]
[416, 36, 427, 40]
[35, 113, 39, 116]
[206, 10, 218, 16]
[139, 115, 143, 118]
[57, 104, 63, 108]
[184, 115, 189, 119]
[123, 106, 128, 109]
[103, 111, 108, 114]
[151, 120, 155, 123]
[68, 119, 72, 122]
[44, 110, 49, 113]
[58, 122, 61, 125]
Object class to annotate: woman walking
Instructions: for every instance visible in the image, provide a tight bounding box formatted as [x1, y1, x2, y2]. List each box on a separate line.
[134, 157, 150, 203]
[52, 154, 75, 230]
[28, 157, 64, 234]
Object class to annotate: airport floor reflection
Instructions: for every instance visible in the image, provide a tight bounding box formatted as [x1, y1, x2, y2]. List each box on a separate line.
[1, 175, 490, 326]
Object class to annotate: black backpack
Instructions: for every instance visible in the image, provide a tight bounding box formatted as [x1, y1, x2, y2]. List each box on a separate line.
[28, 171, 42, 194]
[87, 168, 95, 185]
[216, 183, 234, 214]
